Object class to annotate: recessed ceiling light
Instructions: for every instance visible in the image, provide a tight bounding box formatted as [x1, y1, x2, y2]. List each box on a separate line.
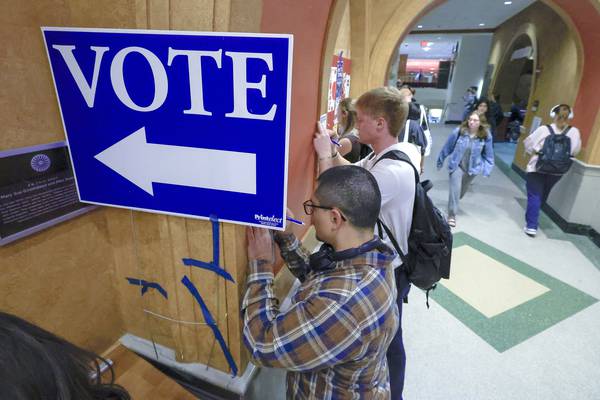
[504, 1, 512, 4]
[417, 25, 423, 28]
[479, 23, 485, 26]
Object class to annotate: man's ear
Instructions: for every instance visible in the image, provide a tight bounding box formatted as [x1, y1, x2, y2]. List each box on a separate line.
[329, 209, 345, 228]
[376, 116, 387, 131]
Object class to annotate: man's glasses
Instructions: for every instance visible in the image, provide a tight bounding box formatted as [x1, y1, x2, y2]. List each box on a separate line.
[302, 200, 347, 221]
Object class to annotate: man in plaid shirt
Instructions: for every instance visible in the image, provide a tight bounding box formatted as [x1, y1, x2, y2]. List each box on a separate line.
[243, 166, 399, 399]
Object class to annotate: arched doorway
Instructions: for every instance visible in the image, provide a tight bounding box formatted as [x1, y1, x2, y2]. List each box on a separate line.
[492, 32, 536, 143]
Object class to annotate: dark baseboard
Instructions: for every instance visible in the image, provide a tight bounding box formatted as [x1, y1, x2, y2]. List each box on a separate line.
[511, 163, 527, 179]
[511, 163, 600, 248]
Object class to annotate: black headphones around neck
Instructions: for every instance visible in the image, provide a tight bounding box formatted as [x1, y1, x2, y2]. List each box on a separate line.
[309, 237, 384, 272]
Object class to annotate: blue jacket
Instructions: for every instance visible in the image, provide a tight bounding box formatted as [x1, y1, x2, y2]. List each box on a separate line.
[436, 128, 494, 176]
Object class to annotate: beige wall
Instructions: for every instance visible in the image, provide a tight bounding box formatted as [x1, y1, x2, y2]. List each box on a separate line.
[334, 1, 352, 58]
[487, 2, 583, 170]
[0, 0, 138, 355]
[0, 0, 261, 375]
[2, 0, 339, 378]
[321, 0, 442, 102]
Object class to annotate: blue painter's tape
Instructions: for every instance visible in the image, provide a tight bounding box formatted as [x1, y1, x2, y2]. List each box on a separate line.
[181, 258, 235, 283]
[126, 277, 168, 299]
[181, 275, 238, 376]
[210, 214, 220, 267]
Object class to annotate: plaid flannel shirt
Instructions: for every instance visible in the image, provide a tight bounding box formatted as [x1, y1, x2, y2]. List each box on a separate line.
[242, 233, 399, 399]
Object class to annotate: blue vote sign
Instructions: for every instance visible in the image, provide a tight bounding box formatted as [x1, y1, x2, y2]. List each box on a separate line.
[42, 27, 293, 229]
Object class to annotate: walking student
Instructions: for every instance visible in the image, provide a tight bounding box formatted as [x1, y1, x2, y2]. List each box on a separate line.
[436, 112, 494, 227]
[523, 104, 581, 237]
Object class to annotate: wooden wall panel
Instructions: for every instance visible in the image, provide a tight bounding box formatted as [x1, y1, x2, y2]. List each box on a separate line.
[0, 0, 264, 377]
[0, 0, 142, 354]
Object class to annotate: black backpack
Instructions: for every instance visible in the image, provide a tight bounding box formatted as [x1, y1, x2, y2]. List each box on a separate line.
[535, 125, 572, 174]
[374, 150, 452, 306]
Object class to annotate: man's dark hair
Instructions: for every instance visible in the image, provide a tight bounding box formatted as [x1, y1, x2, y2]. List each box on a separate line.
[315, 166, 381, 229]
[0, 311, 131, 400]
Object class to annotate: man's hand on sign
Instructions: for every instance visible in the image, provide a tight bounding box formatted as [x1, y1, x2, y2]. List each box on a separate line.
[283, 208, 297, 235]
[314, 121, 335, 159]
[247, 227, 275, 264]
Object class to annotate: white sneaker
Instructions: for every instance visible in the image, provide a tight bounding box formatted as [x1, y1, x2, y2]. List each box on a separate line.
[524, 227, 537, 237]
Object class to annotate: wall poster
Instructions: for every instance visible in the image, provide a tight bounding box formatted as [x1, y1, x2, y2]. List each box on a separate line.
[326, 51, 351, 131]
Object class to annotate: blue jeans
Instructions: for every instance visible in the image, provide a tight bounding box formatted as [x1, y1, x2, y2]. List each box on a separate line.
[387, 269, 411, 400]
[525, 172, 562, 229]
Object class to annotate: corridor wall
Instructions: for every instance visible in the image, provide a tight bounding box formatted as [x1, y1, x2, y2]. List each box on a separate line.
[487, 0, 600, 237]
[0, 0, 331, 379]
[487, 1, 582, 171]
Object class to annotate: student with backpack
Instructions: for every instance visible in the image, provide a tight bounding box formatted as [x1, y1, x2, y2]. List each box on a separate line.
[314, 86, 450, 400]
[523, 104, 581, 237]
[398, 86, 433, 174]
[436, 112, 495, 227]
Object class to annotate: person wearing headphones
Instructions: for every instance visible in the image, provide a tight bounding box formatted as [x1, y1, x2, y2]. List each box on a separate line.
[523, 104, 581, 237]
[244, 165, 399, 399]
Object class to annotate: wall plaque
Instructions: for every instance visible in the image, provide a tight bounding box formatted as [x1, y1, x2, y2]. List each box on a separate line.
[0, 142, 95, 245]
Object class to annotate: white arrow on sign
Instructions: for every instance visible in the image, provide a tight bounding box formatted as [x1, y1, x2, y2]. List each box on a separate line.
[94, 127, 256, 196]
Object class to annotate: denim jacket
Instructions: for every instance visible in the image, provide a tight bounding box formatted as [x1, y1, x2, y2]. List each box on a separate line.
[436, 127, 494, 176]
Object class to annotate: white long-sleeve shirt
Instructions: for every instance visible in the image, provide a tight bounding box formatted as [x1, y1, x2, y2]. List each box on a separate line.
[523, 123, 581, 173]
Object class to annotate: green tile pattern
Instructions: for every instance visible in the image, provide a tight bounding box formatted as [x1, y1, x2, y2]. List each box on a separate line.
[431, 232, 598, 352]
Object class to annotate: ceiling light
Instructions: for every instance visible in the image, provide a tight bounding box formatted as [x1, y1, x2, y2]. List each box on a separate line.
[504, 1, 512, 4]
[423, 47, 431, 51]
[479, 23, 485, 26]
[417, 25, 423, 28]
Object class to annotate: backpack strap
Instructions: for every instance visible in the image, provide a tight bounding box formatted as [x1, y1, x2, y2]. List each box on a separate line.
[373, 150, 420, 183]
[546, 124, 572, 137]
[373, 150, 418, 265]
[376, 218, 407, 265]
